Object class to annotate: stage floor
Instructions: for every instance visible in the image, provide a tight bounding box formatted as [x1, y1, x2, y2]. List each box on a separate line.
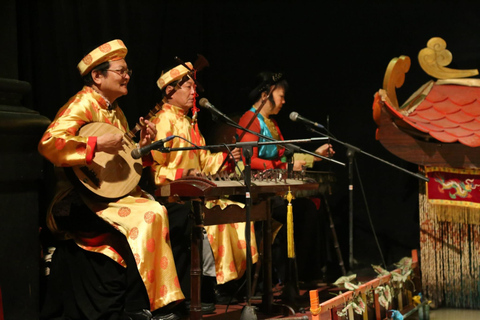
[201, 281, 344, 320]
[202, 303, 480, 320]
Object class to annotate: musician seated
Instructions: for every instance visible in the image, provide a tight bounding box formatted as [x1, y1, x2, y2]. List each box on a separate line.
[237, 71, 335, 286]
[38, 40, 184, 320]
[149, 62, 259, 308]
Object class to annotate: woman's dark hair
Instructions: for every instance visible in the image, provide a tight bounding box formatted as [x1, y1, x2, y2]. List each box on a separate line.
[248, 71, 288, 103]
[82, 61, 110, 86]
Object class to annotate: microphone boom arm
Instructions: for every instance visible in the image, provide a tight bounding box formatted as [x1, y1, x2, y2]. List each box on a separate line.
[198, 99, 344, 166]
[157, 137, 339, 159]
[306, 126, 428, 181]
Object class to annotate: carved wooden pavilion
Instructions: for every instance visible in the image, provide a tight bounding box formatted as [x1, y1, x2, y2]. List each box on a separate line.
[373, 37, 480, 309]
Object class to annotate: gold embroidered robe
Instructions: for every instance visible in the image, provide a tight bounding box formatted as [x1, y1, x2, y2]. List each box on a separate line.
[150, 103, 258, 284]
[38, 86, 184, 310]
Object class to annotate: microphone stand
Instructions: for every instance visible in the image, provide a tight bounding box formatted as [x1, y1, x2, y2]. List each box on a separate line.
[241, 143, 256, 320]
[302, 126, 428, 271]
[156, 138, 342, 320]
[199, 107, 345, 316]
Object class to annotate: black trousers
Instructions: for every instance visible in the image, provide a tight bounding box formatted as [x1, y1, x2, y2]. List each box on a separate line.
[40, 238, 150, 320]
[40, 192, 150, 320]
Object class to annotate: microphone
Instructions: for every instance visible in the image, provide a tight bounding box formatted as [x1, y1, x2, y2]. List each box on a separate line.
[289, 112, 325, 129]
[198, 98, 229, 121]
[131, 135, 176, 159]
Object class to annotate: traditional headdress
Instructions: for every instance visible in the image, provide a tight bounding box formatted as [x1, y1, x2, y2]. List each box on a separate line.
[77, 39, 128, 76]
[248, 72, 284, 102]
[157, 62, 194, 90]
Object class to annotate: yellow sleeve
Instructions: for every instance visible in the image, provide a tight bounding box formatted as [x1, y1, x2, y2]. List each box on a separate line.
[38, 97, 94, 167]
[199, 148, 227, 175]
[151, 112, 181, 184]
[293, 153, 315, 168]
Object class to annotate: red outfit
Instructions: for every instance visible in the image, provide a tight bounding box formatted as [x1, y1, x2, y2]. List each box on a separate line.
[237, 109, 287, 170]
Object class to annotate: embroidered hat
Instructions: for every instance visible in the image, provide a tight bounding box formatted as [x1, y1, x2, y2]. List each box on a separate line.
[77, 39, 128, 76]
[157, 62, 193, 90]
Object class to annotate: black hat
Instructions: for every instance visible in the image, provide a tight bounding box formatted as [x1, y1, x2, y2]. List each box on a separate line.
[248, 72, 284, 102]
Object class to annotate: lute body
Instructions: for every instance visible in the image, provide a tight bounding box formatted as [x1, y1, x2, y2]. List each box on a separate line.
[71, 122, 143, 199]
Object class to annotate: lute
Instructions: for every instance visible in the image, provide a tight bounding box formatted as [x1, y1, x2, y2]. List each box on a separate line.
[71, 55, 209, 199]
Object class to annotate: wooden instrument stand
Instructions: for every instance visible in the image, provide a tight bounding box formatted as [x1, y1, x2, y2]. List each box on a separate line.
[158, 175, 319, 320]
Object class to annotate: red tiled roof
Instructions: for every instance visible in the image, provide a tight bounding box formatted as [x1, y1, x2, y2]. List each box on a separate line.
[385, 82, 480, 147]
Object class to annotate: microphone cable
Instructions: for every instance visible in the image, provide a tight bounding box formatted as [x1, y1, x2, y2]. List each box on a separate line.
[353, 156, 387, 270]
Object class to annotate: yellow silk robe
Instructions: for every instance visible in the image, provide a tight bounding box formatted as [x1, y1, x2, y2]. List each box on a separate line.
[150, 103, 258, 284]
[38, 86, 184, 310]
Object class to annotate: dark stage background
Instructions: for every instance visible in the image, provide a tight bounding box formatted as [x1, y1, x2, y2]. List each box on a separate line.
[6, 0, 480, 280]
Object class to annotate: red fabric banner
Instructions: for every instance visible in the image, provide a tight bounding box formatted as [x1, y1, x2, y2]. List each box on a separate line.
[426, 167, 480, 208]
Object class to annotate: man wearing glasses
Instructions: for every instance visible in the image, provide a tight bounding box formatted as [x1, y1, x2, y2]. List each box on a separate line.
[39, 40, 183, 320]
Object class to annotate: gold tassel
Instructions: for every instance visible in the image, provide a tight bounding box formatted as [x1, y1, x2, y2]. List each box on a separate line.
[432, 204, 480, 225]
[286, 188, 295, 258]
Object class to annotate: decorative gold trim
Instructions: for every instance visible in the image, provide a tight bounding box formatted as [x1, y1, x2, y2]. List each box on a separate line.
[436, 78, 480, 87]
[382, 55, 411, 109]
[400, 80, 434, 115]
[418, 37, 478, 79]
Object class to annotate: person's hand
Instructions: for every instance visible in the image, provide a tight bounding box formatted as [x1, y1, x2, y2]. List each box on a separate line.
[96, 133, 124, 154]
[183, 168, 202, 177]
[229, 148, 242, 162]
[293, 160, 307, 171]
[139, 117, 157, 148]
[314, 143, 334, 161]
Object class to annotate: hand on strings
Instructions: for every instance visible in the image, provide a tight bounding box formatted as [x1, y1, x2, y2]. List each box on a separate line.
[314, 143, 335, 161]
[293, 160, 307, 171]
[96, 133, 124, 154]
[183, 168, 202, 178]
[139, 117, 157, 148]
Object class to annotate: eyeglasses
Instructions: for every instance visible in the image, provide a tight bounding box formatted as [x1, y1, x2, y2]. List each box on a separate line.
[106, 68, 133, 77]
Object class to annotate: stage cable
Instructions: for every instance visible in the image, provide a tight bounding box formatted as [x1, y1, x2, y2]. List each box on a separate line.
[354, 157, 387, 270]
